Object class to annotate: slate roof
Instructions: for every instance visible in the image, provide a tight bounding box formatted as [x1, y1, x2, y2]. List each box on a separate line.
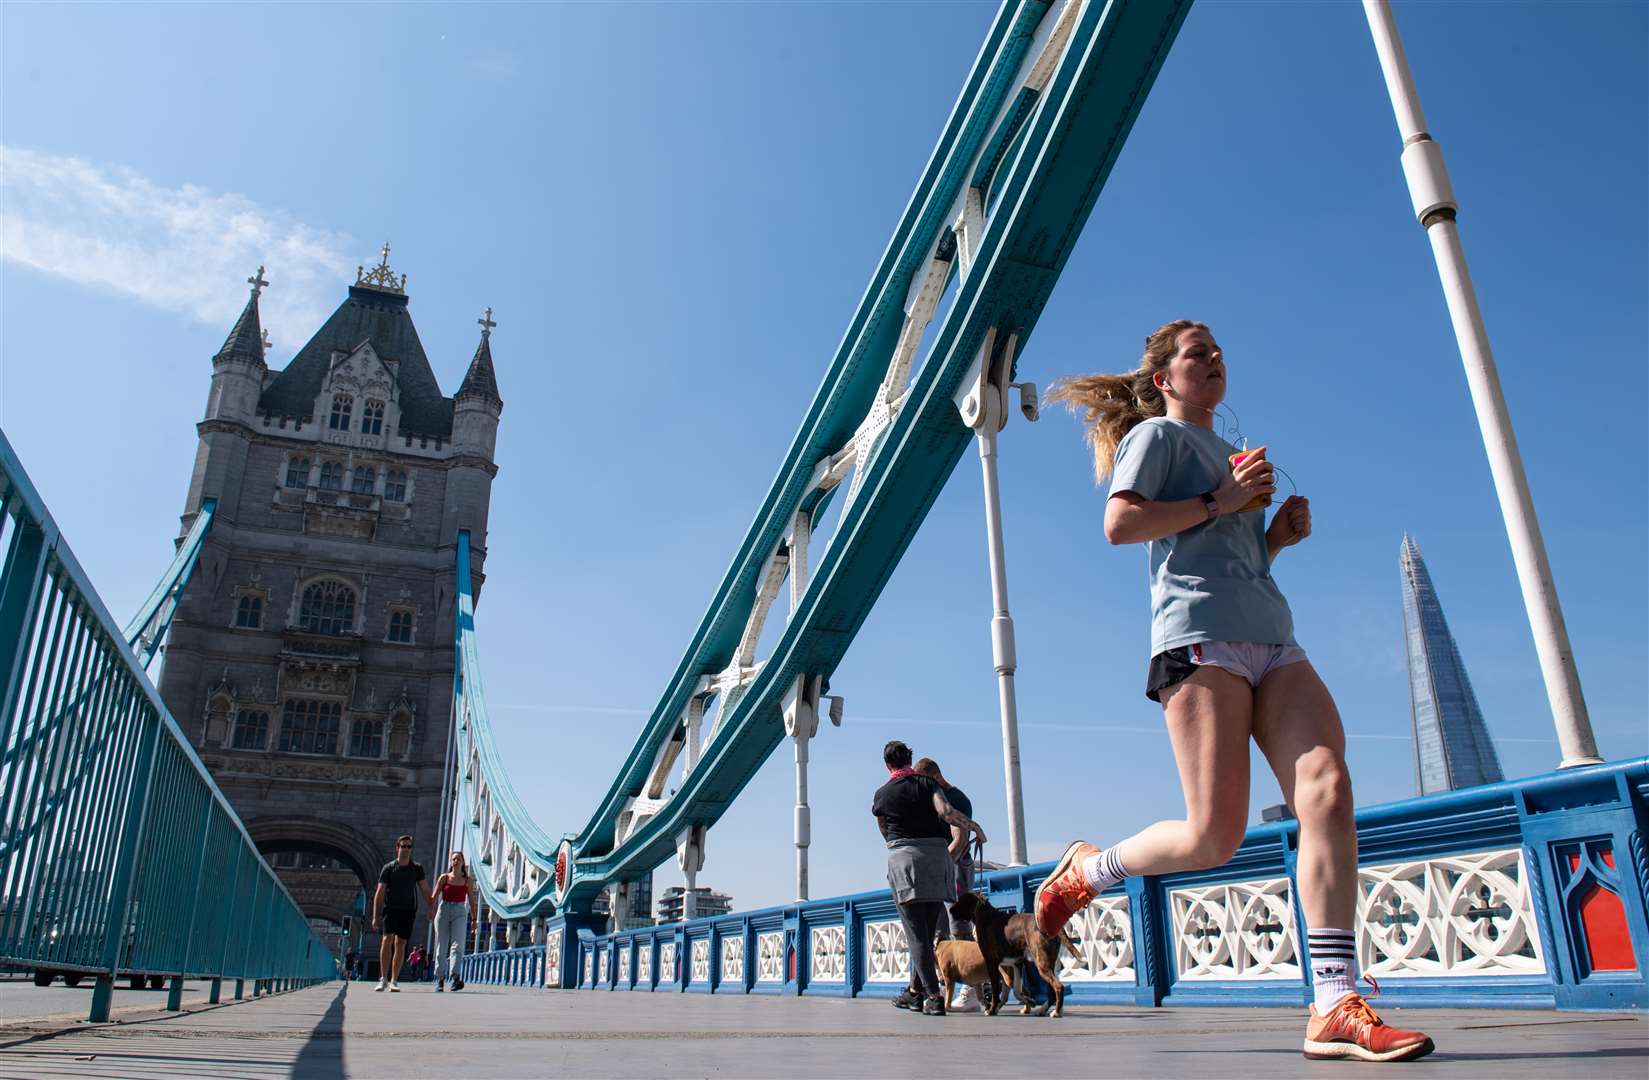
[457, 333, 503, 410]
[216, 291, 265, 364]
[257, 285, 454, 437]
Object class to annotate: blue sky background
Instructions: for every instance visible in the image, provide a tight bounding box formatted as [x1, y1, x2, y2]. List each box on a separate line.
[2, 1, 1644, 913]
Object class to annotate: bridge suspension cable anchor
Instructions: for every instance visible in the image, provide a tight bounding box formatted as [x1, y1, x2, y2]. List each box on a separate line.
[783, 674, 839, 902]
[955, 326, 1034, 867]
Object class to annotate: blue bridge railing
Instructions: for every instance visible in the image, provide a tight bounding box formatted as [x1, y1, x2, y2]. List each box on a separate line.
[462, 757, 1648, 1012]
[0, 431, 336, 1020]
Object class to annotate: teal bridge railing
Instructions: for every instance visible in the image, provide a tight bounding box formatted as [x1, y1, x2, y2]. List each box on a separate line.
[461, 757, 1649, 1013]
[0, 431, 335, 1021]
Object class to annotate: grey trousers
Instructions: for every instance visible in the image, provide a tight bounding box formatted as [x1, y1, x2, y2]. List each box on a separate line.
[434, 902, 469, 981]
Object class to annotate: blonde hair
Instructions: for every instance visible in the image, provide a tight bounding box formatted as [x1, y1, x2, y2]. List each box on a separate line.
[1047, 320, 1207, 483]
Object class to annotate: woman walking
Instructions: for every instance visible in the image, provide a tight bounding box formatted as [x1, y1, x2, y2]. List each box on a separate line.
[430, 852, 477, 992]
[1035, 321, 1433, 1062]
[873, 740, 986, 1016]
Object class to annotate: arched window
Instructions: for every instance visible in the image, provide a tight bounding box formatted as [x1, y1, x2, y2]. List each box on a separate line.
[299, 581, 356, 635]
[361, 400, 384, 436]
[284, 458, 310, 488]
[351, 466, 375, 494]
[349, 716, 384, 758]
[318, 461, 344, 490]
[383, 470, 408, 502]
[234, 593, 264, 629]
[232, 709, 270, 750]
[387, 609, 414, 644]
[329, 394, 354, 431]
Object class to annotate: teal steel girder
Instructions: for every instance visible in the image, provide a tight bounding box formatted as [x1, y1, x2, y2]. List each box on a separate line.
[550, 0, 1194, 908]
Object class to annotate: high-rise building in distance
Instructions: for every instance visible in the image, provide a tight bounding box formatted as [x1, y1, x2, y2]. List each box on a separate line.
[1400, 535, 1504, 794]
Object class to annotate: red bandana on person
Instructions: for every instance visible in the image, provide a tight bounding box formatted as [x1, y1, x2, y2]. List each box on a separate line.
[886, 767, 916, 780]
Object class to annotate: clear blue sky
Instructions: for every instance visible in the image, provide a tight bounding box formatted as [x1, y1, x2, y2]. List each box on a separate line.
[3, 1, 1644, 912]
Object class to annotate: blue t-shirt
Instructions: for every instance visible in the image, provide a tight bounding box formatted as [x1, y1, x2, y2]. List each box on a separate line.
[1109, 418, 1295, 655]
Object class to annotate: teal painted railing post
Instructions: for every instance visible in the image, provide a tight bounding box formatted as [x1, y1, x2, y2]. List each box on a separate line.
[87, 704, 164, 1023]
[0, 511, 48, 752]
[171, 794, 217, 1009]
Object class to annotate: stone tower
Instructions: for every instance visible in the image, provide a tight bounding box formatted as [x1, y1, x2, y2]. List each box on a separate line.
[158, 250, 503, 954]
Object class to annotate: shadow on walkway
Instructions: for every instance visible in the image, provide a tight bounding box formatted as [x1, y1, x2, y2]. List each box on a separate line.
[290, 982, 347, 1080]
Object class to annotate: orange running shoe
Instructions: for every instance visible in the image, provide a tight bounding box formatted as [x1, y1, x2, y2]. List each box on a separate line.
[1303, 990, 1435, 1062]
[1033, 840, 1101, 936]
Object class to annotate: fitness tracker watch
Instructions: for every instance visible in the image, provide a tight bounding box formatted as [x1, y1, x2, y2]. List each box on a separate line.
[1200, 490, 1221, 521]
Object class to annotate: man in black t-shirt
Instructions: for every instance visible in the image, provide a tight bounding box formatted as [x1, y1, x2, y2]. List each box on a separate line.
[372, 834, 427, 992]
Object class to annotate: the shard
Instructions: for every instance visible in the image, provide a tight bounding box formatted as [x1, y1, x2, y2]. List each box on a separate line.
[1400, 535, 1505, 794]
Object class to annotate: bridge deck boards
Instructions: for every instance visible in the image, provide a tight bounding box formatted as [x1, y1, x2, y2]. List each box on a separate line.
[2, 980, 1644, 1078]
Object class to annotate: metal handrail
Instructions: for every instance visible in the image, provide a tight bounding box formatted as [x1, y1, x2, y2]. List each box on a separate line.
[0, 430, 334, 1021]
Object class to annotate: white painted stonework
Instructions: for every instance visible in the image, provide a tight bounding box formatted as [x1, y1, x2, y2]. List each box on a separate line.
[637, 942, 652, 985]
[757, 932, 785, 983]
[810, 925, 846, 983]
[691, 939, 710, 983]
[720, 935, 745, 987]
[1058, 894, 1136, 983]
[659, 941, 677, 985]
[1170, 877, 1301, 981]
[1357, 848, 1545, 978]
[545, 930, 561, 987]
[863, 919, 909, 983]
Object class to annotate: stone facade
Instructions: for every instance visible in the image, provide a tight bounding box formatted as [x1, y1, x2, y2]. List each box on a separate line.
[157, 260, 502, 949]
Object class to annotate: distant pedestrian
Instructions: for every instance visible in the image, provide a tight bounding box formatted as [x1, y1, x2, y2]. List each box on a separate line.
[372, 834, 427, 992]
[430, 851, 477, 992]
[872, 740, 985, 1016]
[915, 757, 982, 1011]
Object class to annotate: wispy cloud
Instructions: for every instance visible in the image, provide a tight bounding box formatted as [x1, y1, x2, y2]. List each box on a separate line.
[0, 145, 355, 350]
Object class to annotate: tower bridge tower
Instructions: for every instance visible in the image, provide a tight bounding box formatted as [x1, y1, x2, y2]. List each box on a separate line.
[157, 248, 503, 949]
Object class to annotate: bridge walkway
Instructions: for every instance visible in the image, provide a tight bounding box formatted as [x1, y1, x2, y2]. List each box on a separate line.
[1, 979, 1643, 1079]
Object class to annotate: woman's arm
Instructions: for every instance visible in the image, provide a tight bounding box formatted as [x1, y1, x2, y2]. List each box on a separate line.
[1265, 495, 1311, 561]
[1104, 454, 1276, 544]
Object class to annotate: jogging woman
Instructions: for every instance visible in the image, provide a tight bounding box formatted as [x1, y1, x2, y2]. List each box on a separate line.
[430, 852, 477, 992]
[1035, 321, 1433, 1063]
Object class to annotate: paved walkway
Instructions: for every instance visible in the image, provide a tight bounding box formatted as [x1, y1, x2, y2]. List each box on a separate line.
[1, 979, 1644, 1079]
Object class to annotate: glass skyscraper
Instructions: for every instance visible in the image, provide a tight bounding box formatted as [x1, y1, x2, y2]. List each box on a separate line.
[1400, 535, 1504, 795]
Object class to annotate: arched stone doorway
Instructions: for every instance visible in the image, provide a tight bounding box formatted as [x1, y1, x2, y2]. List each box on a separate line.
[248, 818, 384, 968]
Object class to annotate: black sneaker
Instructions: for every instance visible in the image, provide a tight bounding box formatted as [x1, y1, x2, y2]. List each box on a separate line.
[891, 988, 922, 1010]
[436, 978, 444, 992]
[451, 976, 464, 991]
[922, 996, 946, 1016]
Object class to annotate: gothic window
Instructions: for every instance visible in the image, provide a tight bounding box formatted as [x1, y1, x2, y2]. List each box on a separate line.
[205, 694, 232, 746]
[328, 394, 354, 431]
[298, 581, 356, 636]
[387, 609, 415, 644]
[318, 461, 343, 490]
[383, 470, 408, 502]
[278, 698, 341, 755]
[352, 466, 376, 494]
[349, 716, 385, 758]
[361, 400, 385, 436]
[234, 593, 263, 629]
[284, 458, 310, 488]
[232, 709, 270, 750]
[387, 709, 413, 759]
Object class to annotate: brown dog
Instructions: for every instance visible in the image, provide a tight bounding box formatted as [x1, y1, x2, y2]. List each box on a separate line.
[934, 939, 1013, 1013]
[952, 891, 1081, 1017]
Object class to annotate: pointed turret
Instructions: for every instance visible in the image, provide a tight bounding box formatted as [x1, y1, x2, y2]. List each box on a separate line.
[456, 307, 503, 410]
[215, 266, 268, 365]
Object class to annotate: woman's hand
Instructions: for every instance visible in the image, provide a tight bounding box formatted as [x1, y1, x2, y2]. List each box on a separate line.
[1266, 494, 1311, 557]
[1214, 450, 1276, 514]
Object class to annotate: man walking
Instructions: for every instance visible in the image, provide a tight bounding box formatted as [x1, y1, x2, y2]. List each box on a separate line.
[915, 757, 981, 1010]
[372, 835, 428, 992]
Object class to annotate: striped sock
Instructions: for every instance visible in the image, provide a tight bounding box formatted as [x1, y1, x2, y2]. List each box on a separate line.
[1081, 847, 1129, 894]
[1307, 928, 1358, 1013]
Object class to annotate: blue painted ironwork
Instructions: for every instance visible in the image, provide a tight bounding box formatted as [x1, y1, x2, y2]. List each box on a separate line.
[447, 530, 556, 920]
[463, 759, 1649, 1012]
[122, 500, 215, 671]
[0, 430, 335, 1021]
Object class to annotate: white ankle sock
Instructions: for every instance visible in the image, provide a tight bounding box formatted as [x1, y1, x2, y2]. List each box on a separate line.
[1081, 847, 1129, 894]
[1308, 928, 1358, 1012]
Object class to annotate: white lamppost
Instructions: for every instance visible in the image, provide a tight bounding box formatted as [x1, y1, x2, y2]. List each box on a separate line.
[1362, 0, 1599, 767]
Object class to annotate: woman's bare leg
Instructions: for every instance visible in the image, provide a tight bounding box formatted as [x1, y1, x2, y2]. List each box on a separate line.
[1252, 660, 1356, 928]
[1112, 665, 1255, 875]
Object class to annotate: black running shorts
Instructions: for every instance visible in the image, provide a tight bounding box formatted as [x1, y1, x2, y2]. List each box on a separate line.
[1145, 647, 1197, 703]
[382, 907, 416, 939]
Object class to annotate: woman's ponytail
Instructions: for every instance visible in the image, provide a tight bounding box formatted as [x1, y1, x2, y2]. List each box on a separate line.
[1047, 319, 1204, 482]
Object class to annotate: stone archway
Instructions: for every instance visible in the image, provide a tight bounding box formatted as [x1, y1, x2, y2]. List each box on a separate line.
[247, 817, 385, 963]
